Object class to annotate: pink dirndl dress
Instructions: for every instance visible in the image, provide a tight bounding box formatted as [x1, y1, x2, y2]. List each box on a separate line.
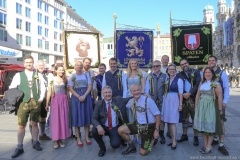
[50, 82, 70, 141]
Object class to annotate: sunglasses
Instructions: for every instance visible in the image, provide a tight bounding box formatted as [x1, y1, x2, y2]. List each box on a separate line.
[153, 65, 160, 68]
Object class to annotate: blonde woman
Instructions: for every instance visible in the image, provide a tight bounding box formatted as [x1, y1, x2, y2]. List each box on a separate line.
[126, 59, 145, 144]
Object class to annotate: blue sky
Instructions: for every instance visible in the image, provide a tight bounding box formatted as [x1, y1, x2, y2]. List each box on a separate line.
[66, 0, 232, 37]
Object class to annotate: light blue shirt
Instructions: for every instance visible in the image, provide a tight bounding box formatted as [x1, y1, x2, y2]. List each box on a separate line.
[184, 80, 191, 93]
[104, 100, 117, 128]
[220, 71, 230, 104]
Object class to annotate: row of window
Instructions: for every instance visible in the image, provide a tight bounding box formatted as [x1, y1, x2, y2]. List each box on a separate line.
[154, 46, 171, 50]
[17, 51, 63, 64]
[0, 0, 6, 9]
[0, 12, 7, 25]
[154, 39, 170, 44]
[16, 33, 62, 52]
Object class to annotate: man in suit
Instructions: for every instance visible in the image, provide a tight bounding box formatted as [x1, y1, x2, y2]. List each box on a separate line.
[91, 85, 129, 157]
[177, 59, 201, 146]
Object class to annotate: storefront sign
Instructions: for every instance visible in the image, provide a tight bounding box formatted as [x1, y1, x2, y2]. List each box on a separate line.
[0, 46, 22, 58]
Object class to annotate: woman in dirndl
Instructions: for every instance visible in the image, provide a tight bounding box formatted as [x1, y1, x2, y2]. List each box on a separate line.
[68, 61, 93, 147]
[194, 67, 223, 154]
[45, 64, 70, 148]
[161, 64, 183, 150]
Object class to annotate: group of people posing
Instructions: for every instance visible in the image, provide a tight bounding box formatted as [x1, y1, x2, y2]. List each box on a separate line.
[9, 54, 230, 158]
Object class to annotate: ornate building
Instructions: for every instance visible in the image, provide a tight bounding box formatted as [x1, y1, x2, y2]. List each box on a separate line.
[203, 4, 215, 32]
[213, 0, 239, 69]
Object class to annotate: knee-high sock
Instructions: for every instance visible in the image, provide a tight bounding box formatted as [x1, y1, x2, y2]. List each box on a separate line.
[39, 122, 46, 136]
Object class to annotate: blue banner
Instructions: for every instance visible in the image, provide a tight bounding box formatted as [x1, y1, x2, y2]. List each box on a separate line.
[228, 18, 233, 45]
[116, 30, 153, 68]
[223, 21, 228, 46]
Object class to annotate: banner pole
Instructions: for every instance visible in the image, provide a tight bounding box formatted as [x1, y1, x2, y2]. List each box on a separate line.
[113, 13, 117, 58]
[170, 11, 173, 64]
[61, 19, 67, 69]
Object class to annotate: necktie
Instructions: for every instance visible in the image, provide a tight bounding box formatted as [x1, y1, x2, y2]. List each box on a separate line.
[107, 102, 112, 130]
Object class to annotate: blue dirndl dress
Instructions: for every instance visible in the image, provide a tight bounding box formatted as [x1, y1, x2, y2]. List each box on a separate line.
[71, 76, 93, 127]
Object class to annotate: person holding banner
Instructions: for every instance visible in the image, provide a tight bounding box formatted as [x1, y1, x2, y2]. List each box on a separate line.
[145, 60, 167, 144]
[177, 59, 201, 146]
[102, 57, 127, 98]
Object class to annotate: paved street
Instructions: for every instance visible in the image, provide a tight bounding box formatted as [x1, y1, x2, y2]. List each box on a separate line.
[0, 88, 240, 160]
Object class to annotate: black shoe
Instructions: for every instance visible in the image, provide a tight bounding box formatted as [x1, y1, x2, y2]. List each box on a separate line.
[33, 141, 42, 151]
[171, 144, 177, 150]
[121, 141, 127, 147]
[39, 134, 51, 140]
[98, 148, 106, 157]
[89, 131, 93, 138]
[122, 147, 137, 155]
[153, 139, 158, 146]
[193, 137, 199, 146]
[160, 135, 166, 144]
[11, 148, 24, 158]
[177, 135, 188, 142]
[212, 140, 219, 145]
[167, 142, 172, 146]
[218, 145, 229, 155]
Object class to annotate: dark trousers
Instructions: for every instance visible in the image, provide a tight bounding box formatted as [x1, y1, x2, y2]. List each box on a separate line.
[91, 125, 121, 149]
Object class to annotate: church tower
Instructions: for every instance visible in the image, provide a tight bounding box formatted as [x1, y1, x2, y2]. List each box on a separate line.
[203, 4, 215, 32]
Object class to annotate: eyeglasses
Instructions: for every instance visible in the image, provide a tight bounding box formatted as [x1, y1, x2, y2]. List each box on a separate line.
[153, 65, 160, 68]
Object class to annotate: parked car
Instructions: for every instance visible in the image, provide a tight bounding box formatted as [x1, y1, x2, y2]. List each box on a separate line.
[0, 64, 24, 95]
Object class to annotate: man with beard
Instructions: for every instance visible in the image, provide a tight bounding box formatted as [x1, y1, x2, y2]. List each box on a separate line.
[95, 63, 106, 101]
[102, 57, 127, 98]
[208, 56, 229, 156]
[82, 57, 97, 138]
[177, 59, 201, 146]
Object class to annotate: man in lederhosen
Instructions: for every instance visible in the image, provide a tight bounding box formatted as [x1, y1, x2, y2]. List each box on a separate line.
[145, 60, 167, 144]
[118, 84, 160, 156]
[94, 63, 106, 101]
[10, 55, 46, 158]
[177, 59, 201, 146]
[208, 56, 230, 155]
[36, 60, 51, 141]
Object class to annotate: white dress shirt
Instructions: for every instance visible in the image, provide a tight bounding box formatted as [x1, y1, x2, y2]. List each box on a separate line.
[126, 95, 160, 124]
[9, 71, 46, 101]
[104, 100, 117, 128]
[102, 69, 127, 98]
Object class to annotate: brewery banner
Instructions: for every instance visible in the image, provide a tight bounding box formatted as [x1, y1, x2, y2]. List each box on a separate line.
[116, 30, 153, 68]
[65, 31, 100, 69]
[171, 24, 213, 65]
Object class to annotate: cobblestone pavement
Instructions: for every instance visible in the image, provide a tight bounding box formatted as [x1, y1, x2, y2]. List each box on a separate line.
[0, 88, 240, 160]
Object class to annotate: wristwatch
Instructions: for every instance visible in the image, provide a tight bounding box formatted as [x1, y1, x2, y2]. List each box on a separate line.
[155, 128, 159, 131]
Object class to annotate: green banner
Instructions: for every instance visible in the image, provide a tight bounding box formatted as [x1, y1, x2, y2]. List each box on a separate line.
[171, 24, 213, 65]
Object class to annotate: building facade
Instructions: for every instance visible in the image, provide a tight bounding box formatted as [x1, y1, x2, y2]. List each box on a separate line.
[0, 0, 101, 66]
[213, 0, 240, 69]
[153, 34, 172, 63]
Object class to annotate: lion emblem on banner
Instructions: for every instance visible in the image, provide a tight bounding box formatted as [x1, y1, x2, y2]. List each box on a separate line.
[125, 36, 144, 57]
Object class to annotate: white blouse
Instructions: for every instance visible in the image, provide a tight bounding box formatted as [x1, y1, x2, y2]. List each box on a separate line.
[200, 80, 219, 90]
